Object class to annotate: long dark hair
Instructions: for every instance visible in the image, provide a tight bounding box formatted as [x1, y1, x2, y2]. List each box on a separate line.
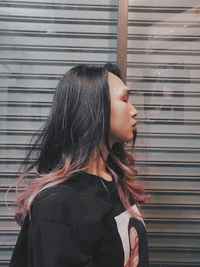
[15, 63, 148, 226]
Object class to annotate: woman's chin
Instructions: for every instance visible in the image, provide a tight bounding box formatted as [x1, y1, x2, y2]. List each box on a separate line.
[110, 131, 135, 144]
[123, 134, 134, 142]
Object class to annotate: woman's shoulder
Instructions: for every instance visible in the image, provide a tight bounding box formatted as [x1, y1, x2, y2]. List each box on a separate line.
[30, 172, 112, 225]
[30, 181, 79, 225]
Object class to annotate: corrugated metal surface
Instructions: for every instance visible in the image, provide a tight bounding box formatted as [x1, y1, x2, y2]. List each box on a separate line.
[0, 0, 118, 265]
[1, 0, 200, 265]
[127, 0, 200, 266]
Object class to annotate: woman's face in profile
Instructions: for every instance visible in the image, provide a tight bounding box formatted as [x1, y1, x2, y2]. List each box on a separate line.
[108, 72, 138, 144]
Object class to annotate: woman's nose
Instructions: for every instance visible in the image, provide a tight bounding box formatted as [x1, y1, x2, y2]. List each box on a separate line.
[130, 104, 138, 117]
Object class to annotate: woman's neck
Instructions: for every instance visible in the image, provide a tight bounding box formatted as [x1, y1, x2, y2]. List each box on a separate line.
[84, 146, 113, 181]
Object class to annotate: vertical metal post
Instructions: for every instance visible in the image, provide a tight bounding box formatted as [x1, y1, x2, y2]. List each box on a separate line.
[117, 0, 128, 83]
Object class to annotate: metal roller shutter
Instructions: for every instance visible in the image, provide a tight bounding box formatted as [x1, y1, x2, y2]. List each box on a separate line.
[0, 0, 118, 265]
[127, 0, 200, 266]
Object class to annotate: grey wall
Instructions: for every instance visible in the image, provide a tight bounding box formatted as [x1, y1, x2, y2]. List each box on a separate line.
[1, 0, 200, 266]
[127, 0, 200, 266]
[0, 0, 118, 265]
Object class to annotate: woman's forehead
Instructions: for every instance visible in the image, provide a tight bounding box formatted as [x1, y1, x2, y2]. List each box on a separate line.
[108, 72, 129, 95]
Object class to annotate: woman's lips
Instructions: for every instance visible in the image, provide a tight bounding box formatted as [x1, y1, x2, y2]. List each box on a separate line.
[132, 121, 137, 131]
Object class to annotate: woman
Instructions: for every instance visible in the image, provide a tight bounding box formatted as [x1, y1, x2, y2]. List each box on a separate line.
[10, 63, 149, 267]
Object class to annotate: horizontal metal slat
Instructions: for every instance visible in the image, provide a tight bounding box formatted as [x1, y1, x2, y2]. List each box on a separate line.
[127, 48, 200, 56]
[0, 2, 118, 11]
[128, 34, 200, 40]
[0, 36, 117, 48]
[0, 30, 117, 39]
[127, 62, 200, 70]
[128, 39, 200, 50]
[128, 20, 200, 28]
[3, 0, 116, 4]
[0, 15, 117, 25]
[128, 76, 200, 84]
[128, 6, 195, 12]
[0, 44, 117, 53]
[149, 262, 200, 266]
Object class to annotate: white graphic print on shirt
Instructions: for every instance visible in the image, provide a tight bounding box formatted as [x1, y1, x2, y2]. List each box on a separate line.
[114, 204, 145, 266]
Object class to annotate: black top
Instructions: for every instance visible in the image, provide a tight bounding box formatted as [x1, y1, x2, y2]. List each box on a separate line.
[10, 172, 149, 267]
